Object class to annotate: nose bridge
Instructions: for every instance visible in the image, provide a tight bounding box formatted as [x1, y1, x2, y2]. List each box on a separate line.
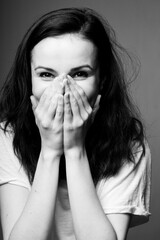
[59, 73, 67, 80]
[54, 73, 66, 84]
[56, 60, 71, 76]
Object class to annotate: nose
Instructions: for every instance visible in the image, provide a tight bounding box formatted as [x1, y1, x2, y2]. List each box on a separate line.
[55, 73, 68, 95]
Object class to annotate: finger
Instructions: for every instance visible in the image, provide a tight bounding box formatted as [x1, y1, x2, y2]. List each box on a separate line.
[38, 75, 64, 112]
[69, 84, 88, 120]
[51, 73, 66, 95]
[64, 78, 70, 94]
[55, 94, 64, 121]
[90, 95, 101, 122]
[66, 76, 83, 104]
[67, 76, 92, 120]
[67, 75, 76, 85]
[57, 80, 65, 95]
[30, 95, 38, 112]
[64, 92, 72, 122]
[67, 77, 81, 102]
[37, 74, 66, 111]
[37, 87, 52, 112]
[69, 92, 80, 118]
[47, 94, 58, 119]
[67, 75, 92, 114]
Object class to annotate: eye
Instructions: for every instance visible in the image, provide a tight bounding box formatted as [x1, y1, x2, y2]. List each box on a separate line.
[39, 72, 54, 79]
[72, 71, 88, 80]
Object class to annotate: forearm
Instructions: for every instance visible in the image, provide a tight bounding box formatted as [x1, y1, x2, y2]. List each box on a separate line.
[65, 148, 117, 240]
[9, 151, 60, 240]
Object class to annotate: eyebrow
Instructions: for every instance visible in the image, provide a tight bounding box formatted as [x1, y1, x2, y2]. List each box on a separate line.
[34, 65, 94, 72]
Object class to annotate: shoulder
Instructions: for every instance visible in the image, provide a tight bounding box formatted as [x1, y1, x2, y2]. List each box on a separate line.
[0, 122, 14, 159]
[96, 140, 151, 227]
[0, 122, 31, 190]
[132, 140, 151, 166]
[99, 140, 151, 192]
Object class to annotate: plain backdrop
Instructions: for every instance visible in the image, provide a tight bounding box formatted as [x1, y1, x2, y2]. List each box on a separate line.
[0, 0, 159, 239]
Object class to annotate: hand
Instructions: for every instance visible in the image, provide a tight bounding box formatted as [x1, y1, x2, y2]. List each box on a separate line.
[63, 76, 93, 152]
[30, 75, 65, 157]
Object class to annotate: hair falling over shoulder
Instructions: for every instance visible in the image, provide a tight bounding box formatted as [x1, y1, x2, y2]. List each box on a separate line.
[0, 7, 145, 185]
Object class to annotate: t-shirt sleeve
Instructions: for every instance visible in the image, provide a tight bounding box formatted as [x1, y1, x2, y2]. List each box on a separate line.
[96, 142, 151, 227]
[0, 127, 31, 190]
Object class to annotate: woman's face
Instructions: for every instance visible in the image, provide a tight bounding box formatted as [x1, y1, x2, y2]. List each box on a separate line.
[31, 34, 100, 106]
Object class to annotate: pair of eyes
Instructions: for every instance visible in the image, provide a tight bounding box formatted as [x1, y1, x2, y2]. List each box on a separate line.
[39, 71, 89, 81]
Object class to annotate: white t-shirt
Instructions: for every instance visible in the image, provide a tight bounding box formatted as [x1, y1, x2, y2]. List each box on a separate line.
[0, 126, 151, 239]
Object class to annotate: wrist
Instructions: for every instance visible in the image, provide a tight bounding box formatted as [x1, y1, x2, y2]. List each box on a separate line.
[40, 148, 62, 162]
[64, 147, 87, 160]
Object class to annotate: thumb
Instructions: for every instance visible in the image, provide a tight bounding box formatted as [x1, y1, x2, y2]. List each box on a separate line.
[30, 95, 38, 111]
[93, 94, 101, 113]
[89, 95, 101, 124]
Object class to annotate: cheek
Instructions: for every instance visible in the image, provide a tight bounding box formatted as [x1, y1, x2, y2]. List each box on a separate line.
[32, 77, 50, 100]
[77, 81, 98, 107]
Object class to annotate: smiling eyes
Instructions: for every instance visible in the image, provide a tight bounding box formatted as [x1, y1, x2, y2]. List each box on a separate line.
[39, 71, 89, 81]
[73, 71, 88, 79]
[39, 72, 54, 79]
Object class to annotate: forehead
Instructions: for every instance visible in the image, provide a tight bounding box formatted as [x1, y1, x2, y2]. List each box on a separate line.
[31, 34, 97, 69]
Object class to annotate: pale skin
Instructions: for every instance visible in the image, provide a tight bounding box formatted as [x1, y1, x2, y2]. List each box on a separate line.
[0, 34, 130, 240]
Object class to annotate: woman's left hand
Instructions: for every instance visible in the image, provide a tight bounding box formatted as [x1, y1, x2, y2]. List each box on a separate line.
[63, 76, 92, 153]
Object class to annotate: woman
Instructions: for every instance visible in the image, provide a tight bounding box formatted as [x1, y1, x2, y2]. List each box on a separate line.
[0, 7, 151, 240]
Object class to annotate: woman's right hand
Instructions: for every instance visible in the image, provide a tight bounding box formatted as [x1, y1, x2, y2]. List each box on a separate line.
[30, 75, 64, 157]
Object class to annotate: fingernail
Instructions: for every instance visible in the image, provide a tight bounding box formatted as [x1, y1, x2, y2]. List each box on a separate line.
[63, 78, 67, 85]
[67, 75, 72, 82]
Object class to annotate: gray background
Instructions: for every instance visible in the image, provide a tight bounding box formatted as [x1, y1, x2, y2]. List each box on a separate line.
[0, 0, 159, 239]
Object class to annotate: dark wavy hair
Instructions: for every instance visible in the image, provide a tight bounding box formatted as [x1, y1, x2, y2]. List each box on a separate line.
[0, 7, 145, 185]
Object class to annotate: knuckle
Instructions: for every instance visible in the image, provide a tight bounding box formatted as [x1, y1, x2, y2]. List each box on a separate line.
[71, 97, 77, 105]
[41, 119, 49, 128]
[65, 109, 71, 115]
[56, 111, 63, 118]
[88, 106, 93, 115]
[75, 118, 83, 127]
[34, 108, 38, 118]
[77, 95, 82, 102]
[83, 112, 89, 121]
[64, 123, 72, 131]
[53, 126, 62, 134]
